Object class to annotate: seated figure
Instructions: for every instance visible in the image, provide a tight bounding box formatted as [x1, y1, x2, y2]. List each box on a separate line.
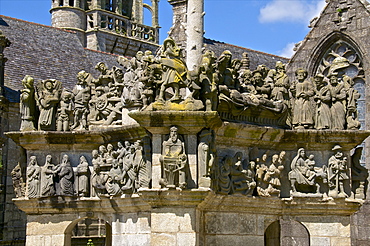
[159, 126, 187, 189]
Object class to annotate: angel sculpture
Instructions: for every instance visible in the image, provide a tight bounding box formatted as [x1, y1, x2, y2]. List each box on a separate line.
[35, 79, 62, 131]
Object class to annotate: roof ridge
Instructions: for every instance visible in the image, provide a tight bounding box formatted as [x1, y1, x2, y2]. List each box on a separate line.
[83, 48, 120, 57]
[204, 37, 289, 60]
[0, 15, 76, 34]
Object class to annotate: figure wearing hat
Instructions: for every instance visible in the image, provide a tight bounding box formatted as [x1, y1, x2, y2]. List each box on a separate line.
[71, 71, 91, 130]
[157, 37, 188, 102]
[328, 145, 350, 198]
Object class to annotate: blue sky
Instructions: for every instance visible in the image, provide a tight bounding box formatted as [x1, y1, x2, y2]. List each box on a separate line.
[0, 0, 326, 57]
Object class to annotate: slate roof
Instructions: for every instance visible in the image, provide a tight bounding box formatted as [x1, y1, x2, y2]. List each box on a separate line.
[204, 38, 289, 70]
[0, 15, 121, 102]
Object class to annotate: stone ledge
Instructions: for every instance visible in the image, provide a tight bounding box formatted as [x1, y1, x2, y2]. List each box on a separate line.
[5, 124, 146, 150]
[13, 190, 363, 217]
[198, 193, 362, 216]
[129, 111, 223, 134]
[216, 123, 370, 150]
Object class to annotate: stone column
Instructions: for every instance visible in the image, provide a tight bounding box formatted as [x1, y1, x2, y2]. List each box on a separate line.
[186, 0, 204, 70]
[151, 0, 159, 27]
[132, 0, 143, 24]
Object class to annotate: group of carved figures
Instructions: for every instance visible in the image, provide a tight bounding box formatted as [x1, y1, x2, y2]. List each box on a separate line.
[91, 140, 150, 196]
[22, 154, 75, 198]
[213, 145, 367, 198]
[19, 38, 361, 131]
[215, 151, 285, 197]
[13, 140, 150, 198]
[13, 129, 368, 199]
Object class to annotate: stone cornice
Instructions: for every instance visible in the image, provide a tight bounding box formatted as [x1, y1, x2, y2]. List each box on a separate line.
[5, 124, 147, 150]
[13, 190, 362, 217]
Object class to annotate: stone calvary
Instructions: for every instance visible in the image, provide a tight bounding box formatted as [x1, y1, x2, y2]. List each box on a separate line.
[7, 38, 370, 245]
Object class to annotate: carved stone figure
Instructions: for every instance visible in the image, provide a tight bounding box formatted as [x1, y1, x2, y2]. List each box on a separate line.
[41, 155, 56, 197]
[264, 154, 284, 196]
[26, 156, 40, 198]
[199, 50, 217, 111]
[20, 75, 36, 131]
[313, 74, 331, 130]
[71, 71, 91, 130]
[134, 140, 149, 189]
[218, 156, 232, 195]
[328, 145, 350, 198]
[351, 147, 368, 199]
[11, 163, 25, 198]
[198, 129, 215, 187]
[291, 69, 314, 129]
[122, 146, 138, 192]
[35, 79, 62, 131]
[159, 126, 187, 188]
[57, 90, 73, 131]
[289, 148, 320, 194]
[230, 152, 256, 196]
[271, 62, 290, 103]
[157, 38, 188, 102]
[343, 75, 361, 130]
[94, 62, 113, 89]
[55, 154, 74, 196]
[328, 73, 346, 130]
[91, 150, 108, 196]
[77, 155, 90, 197]
[106, 159, 123, 196]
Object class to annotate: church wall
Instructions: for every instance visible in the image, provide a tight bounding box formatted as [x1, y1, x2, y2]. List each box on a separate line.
[286, 1, 370, 244]
[2, 104, 25, 242]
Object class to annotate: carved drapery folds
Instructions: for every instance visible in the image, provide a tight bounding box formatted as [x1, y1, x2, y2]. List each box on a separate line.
[18, 39, 363, 131]
[14, 142, 368, 200]
[313, 40, 364, 130]
[15, 138, 151, 199]
[159, 126, 187, 189]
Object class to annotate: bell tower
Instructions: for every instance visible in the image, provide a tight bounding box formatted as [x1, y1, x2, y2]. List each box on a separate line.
[50, 0, 160, 56]
[50, 0, 87, 45]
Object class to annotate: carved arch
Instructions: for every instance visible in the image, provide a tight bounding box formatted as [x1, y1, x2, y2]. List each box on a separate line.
[142, 3, 153, 15]
[264, 219, 310, 246]
[307, 31, 364, 76]
[308, 31, 366, 134]
[64, 216, 112, 246]
[142, 3, 154, 26]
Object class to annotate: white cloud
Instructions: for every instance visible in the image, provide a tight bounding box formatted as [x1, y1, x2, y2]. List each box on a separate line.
[278, 42, 296, 58]
[259, 0, 326, 24]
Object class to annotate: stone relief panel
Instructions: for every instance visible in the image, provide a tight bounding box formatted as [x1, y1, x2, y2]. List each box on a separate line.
[207, 145, 367, 199]
[15, 139, 151, 199]
[12, 140, 369, 200]
[289, 148, 328, 197]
